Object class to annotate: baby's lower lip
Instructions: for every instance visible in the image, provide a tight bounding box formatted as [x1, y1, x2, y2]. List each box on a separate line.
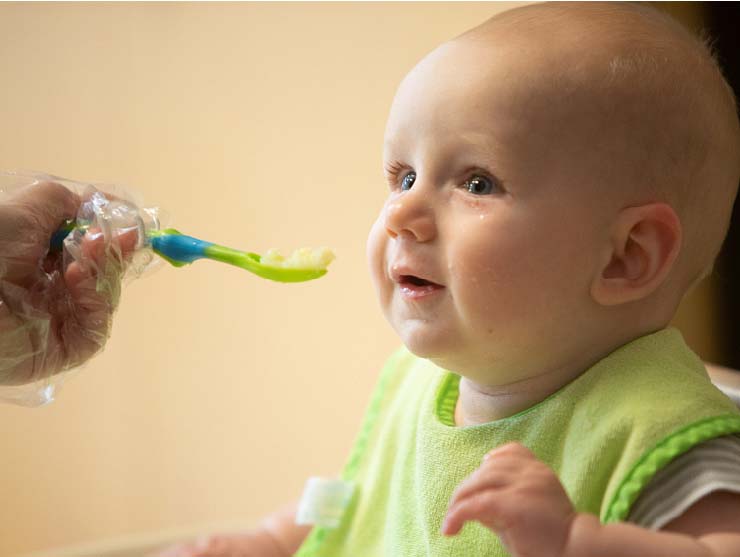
[398, 281, 445, 300]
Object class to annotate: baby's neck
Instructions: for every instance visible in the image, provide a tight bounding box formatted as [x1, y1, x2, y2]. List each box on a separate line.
[451, 326, 662, 426]
[453, 371, 577, 425]
[453, 352, 607, 426]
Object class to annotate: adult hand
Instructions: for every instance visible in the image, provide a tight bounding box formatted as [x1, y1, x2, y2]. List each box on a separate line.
[0, 176, 145, 403]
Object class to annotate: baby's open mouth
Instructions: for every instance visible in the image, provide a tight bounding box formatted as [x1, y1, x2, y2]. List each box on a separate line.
[401, 275, 440, 287]
[398, 275, 444, 299]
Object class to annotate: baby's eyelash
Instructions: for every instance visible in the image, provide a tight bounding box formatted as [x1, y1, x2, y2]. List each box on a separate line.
[383, 160, 407, 179]
[384, 160, 414, 190]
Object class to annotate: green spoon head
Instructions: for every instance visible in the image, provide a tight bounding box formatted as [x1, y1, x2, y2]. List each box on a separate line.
[243, 252, 328, 283]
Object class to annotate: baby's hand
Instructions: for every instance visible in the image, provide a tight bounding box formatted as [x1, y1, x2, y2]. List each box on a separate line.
[442, 442, 577, 557]
[155, 529, 286, 557]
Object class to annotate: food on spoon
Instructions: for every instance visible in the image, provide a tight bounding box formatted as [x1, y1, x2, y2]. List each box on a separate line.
[261, 247, 335, 271]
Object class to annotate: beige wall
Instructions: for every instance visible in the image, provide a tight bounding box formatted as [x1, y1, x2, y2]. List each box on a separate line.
[0, 2, 716, 555]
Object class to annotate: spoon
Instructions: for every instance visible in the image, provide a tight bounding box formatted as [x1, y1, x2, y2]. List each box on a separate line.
[52, 220, 334, 283]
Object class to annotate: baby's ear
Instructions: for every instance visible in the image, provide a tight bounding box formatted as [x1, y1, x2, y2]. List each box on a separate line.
[590, 203, 682, 306]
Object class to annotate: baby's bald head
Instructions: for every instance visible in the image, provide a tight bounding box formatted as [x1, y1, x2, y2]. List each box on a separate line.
[452, 2, 740, 288]
[375, 2, 739, 387]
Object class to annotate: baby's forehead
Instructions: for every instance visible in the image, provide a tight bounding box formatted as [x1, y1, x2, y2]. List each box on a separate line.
[388, 37, 626, 166]
[454, 4, 709, 100]
[397, 7, 691, 128]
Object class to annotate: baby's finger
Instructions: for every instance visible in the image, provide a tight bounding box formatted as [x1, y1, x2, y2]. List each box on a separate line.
[447, 466, 514, 511]
[442, 489, 505, 536]
[448, 447, 529, 508]
[485, 442, 537, 461]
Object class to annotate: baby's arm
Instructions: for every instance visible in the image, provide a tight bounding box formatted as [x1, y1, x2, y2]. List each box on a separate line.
[442, 443, 740, 557]
[561, 495, 740, 557]
[262, 502, 314, 555]
[158, 502, 312, 557]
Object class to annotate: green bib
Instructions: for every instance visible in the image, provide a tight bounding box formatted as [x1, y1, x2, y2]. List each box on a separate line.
[296, 328, 740, 556]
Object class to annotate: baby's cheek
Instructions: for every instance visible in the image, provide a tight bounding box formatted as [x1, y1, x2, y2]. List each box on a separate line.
[366, 217, 392, 301]
[454, 240, 544, 324]
[366, 217, 385, 270]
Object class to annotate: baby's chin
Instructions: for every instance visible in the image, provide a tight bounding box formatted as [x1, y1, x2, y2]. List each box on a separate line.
[392, 319, 457, 363]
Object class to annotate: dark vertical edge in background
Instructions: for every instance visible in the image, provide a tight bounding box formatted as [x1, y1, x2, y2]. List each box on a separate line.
[706, 3, 740, 366]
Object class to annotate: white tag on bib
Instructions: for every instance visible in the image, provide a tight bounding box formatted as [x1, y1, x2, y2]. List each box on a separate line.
[295, 477, 355, 528]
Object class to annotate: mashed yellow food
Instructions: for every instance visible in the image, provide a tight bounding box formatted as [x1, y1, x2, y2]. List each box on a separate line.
[261, 247, 335, 270]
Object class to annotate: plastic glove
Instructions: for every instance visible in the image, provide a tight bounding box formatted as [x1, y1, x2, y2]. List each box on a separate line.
[0, 172, 159, 405]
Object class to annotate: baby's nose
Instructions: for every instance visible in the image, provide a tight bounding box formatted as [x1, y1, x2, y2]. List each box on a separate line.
[384, 189, 436, 242]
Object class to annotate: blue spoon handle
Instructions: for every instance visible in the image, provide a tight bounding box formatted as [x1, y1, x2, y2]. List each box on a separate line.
[49, 221, 212, 268]
[149, 233, 213, 265]
[49, 219, 78, 251]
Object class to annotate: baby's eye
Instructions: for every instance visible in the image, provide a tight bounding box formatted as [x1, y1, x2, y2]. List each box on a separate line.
[401, 171, 417, 191]
[464, 175, 497, 195]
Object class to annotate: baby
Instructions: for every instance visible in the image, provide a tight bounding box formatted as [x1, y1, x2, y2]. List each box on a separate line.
[161, 3, 740, 557]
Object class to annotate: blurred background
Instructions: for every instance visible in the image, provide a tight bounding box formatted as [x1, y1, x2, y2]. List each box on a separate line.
[0, 2, 737, 556]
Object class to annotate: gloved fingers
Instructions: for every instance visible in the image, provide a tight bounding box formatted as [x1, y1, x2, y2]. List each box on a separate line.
[0, 276, 110, 386]
[65, 225, 140, 276]
[64, 187, 150, 274]
[7, 180, 80, 232]
[0, 182, 81, 286]
[0, 291, 37, 386]
[54, 278, 112, 373]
